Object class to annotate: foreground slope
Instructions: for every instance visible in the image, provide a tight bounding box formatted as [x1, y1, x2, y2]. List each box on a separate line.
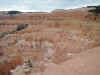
[44, 47, 100, 75]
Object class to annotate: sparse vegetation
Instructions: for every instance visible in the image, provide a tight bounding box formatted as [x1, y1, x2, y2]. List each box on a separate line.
[89, 5, 100, 15]
[16, 24, 28, 31]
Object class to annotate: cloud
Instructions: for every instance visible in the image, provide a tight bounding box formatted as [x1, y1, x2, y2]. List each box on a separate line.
[0, 0, 100, 12]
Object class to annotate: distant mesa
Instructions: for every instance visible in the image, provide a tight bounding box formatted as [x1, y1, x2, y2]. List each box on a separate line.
[8, 10, 22, 15]
[51, 9, 67, 13]
[87, 5, 97, 8]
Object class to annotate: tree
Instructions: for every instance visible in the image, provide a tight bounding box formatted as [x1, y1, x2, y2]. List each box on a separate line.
[88, 5, 100, 20]
[95, 6, 100, 14]
[89, 5, 100, 15]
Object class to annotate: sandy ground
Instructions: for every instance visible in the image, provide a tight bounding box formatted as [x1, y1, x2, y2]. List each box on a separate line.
[43, 47, 100, 75]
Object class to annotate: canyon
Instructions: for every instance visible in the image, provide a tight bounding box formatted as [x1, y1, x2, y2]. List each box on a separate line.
[0, 6, 100, 75]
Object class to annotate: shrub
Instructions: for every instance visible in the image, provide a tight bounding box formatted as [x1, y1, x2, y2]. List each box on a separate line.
[16, 24, 29, 31]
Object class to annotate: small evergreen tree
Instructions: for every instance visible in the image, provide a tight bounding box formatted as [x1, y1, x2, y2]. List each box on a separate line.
[89, 5, 100, 15]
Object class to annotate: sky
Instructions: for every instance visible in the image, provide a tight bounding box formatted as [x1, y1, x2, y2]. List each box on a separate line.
[0, 0, 100, 12]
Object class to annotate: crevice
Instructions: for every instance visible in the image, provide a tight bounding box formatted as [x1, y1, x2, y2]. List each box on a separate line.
[0, 24, 29, 39]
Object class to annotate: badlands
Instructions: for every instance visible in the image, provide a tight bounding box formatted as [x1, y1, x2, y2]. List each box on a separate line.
[0, 6, 100, 75]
